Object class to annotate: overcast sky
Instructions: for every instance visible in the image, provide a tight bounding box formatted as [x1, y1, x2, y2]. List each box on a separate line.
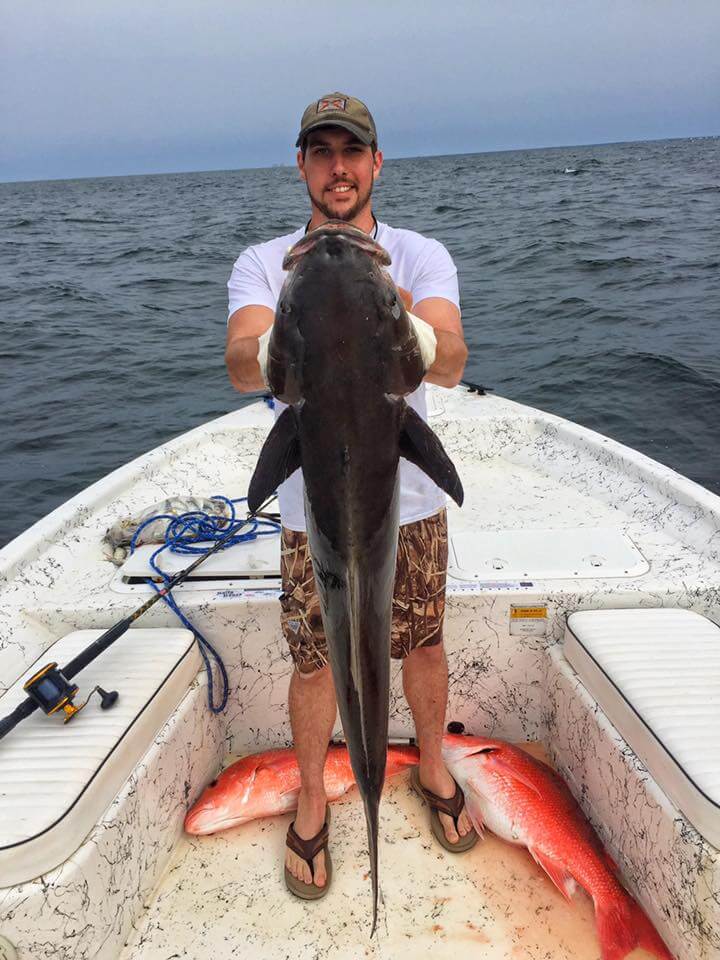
[2, 0, 719, 182]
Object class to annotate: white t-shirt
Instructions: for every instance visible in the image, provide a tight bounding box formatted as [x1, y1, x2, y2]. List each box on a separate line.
[228, 221, 460, 531]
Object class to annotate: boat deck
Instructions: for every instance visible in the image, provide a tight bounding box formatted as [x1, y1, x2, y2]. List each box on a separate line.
[119, 746, 655, 960]
[3, 386, 717, 958]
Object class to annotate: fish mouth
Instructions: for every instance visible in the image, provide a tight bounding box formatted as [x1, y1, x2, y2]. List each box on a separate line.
[283, 220, 391, 270]
[184, 811, 247, 835]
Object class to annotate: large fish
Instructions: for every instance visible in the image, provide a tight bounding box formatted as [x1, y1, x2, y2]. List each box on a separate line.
[184, 743, 420, 835]
[442, 734, 674, 960]
[248, 221, 463, 931]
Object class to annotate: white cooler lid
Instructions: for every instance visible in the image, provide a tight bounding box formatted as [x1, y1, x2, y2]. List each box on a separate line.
[0, 628, 200, 887]
[564, 608, 720, 848]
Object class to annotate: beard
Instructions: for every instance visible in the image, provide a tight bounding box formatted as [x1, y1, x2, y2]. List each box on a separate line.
[307, 179, 374, 223]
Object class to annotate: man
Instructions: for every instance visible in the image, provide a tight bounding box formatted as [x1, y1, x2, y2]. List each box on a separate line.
[225, 93, 473, 898]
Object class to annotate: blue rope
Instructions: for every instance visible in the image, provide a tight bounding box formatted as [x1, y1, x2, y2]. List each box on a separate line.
[129, 496, 280, 713]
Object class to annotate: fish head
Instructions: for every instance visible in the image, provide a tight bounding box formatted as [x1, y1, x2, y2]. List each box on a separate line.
[441, 734, 506, 787]
[443, 735, 559, 808]
[267, 221, 425, 403]
[184, 755, 268, 835]
[282, 220, 391, 271]
[442, 733, 503, 760]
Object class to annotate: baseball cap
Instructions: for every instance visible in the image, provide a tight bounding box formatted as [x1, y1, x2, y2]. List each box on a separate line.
[296, 93, 377, 148]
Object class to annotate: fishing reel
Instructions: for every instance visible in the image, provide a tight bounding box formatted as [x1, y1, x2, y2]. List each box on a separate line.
[23, 662, 119, 724]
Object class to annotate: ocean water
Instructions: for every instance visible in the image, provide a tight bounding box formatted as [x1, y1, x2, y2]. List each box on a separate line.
[1, 137, 719, 547]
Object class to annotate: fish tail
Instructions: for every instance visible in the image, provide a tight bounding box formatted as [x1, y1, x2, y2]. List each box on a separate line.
[386, 743, 420, 775]
[363, 792, 380, 937]
[595, 892, 675, 960]
[627, 898, 675, 960]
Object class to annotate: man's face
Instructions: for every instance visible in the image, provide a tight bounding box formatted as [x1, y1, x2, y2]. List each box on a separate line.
[297, 127, 383, 224]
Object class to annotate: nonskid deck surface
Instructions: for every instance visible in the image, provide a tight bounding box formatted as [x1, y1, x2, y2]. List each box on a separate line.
[119, 746, 656, 960]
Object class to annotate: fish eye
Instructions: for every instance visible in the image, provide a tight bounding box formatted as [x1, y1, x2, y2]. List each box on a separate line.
[209, 779, 218, 788]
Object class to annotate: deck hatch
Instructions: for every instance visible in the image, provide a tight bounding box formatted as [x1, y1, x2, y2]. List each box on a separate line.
[119, 536, 281, 583]
[449, 527, 648, 581]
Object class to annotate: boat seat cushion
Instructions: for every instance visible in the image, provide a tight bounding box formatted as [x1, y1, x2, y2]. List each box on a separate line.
[564, 608, 720, 849]
[0, 628, 200, 887]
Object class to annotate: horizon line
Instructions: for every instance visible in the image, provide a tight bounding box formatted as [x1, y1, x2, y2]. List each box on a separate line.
[2, 131, 718, 187]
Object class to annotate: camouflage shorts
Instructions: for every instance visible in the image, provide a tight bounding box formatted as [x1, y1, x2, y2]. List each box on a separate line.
[279, 509, 448, 672]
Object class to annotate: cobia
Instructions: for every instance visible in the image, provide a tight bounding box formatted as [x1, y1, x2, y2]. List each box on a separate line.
[248, 221, 463, 931]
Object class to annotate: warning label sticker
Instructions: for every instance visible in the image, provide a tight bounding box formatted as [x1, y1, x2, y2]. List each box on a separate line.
[510, 605, 548, 636]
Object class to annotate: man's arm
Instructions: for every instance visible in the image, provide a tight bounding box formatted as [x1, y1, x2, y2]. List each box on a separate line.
[397, 287, 468, 388]
[225, 305, 274, 393]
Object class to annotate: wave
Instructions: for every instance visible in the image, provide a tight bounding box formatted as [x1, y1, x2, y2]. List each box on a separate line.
[63, 216, 119, 225]
[45, 281, 95, 302]
[111, 246, 161, 260]
[606, 216, 662, 228]
[576, 256, 646, 271]
[117, 276, 214, 289]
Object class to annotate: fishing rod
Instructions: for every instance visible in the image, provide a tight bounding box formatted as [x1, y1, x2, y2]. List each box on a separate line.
[0, 494, 278, 744]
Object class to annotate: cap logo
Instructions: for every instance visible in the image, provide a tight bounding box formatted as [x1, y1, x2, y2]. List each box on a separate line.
[317, 97, 347, 113]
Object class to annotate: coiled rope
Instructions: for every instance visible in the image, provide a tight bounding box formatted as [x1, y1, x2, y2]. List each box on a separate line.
[129, 495, 281, 713]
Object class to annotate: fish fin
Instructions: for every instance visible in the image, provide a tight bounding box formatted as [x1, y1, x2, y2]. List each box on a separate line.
[463, 782, 487, 836]
[399, 405, 464, 506]
[253, 763, 288, 786]
[594, 893, 675, 960]
[278, 785, 301, 801]
[528, 847, 577, 903]
[247, 766, 299, 806]
[485, 753, 544, 799]
[247, 406, 301, 513]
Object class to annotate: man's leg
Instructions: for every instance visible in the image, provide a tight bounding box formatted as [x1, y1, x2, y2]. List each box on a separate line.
[402, 643, 473, 842]
[393, 510, 471, 843]
[280, 527, 337, 888]
[285, 662, 336, 886]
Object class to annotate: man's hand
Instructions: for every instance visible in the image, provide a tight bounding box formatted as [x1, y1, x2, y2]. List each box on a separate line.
[397, 286, 467, 388]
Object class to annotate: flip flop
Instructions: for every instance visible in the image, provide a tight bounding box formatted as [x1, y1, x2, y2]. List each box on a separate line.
[411, 766, 478, 853]
[284, 805, 333, 900]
